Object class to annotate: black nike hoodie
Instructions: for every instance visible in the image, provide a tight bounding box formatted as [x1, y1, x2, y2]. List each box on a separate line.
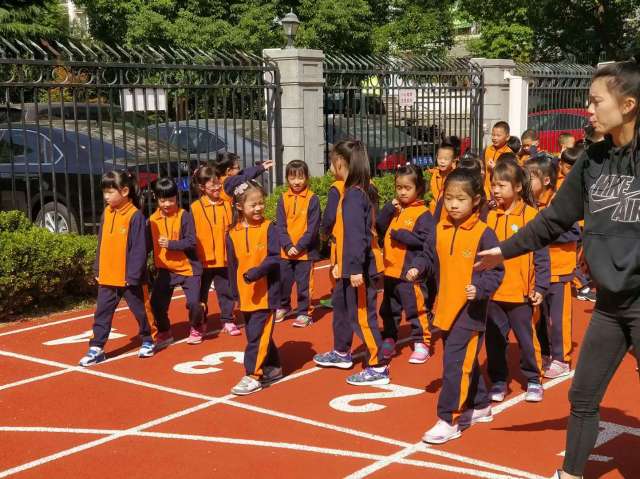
[501, 137, 640, 308]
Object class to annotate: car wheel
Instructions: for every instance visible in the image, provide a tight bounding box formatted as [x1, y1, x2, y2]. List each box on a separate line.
[35, 202, 79, 234]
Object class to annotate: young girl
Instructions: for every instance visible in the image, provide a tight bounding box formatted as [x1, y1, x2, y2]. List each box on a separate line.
[422, 168, 504, 444]
[149, 178, 204, 345]
[429, 136, 460, 214]
[214, 152, 274, 206]
[275, 160, 321, 327]
[485, 158, 550, 404]
[525, 155, 579, 379]
[313, 139, 389, 386]
[191, 166, 241, 336]
[226, 180, 281, 395]
[377, 164, 436, 363]
[79, 170, 154, 366]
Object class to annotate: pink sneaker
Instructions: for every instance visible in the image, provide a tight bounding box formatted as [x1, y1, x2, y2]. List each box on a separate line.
[544, 360, 571, 379]
[155, 331, 174, 351]
[187, 326, 204, 345]
[275, 309, 289, 323]
[409, 342, 431, 364]
[381, 338, 396, 360]
[222, 322, 242, 336]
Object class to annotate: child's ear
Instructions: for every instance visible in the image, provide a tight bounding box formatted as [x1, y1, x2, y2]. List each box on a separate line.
[121, 186, 130, 198]
[543, 177, 551, 187]
[473, 194, 481, 207]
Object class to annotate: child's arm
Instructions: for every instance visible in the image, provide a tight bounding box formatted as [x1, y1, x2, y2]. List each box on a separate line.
[126, 211, 149, 286]
[407, 212, 436, 277]
[223, 164, 266, 197]
[225, 234, 240, 300]
[390, 212, 434, 250]
[533, 246, 551, 295]
[168, 212, 197, 251]
[295, 194, 321, 253]
[276, 195, 294, 252]
[321, 186, 340, 237]
[342, 188, 368, 276]
[553, 223, 581, 244]
[244, 223, 281, 282]
[375, 202, 396, 238]
[471, 228, 505, 299]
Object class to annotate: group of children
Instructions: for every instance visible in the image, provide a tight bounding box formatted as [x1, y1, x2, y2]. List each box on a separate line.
[81, 119, 595, 443]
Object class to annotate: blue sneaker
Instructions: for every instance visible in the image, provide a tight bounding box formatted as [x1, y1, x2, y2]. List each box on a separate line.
[138, 341, 155, 358]
[313, 350, 353, 369]
[346, 366, 390, 386]
[79, 346, 105, 367]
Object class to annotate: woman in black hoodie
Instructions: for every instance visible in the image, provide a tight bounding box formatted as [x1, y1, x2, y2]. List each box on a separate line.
[475, 59, 640, 479]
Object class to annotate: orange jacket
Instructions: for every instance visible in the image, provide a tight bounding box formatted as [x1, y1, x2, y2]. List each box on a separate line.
[484, 144, 513, 195]
[191, 197, 233, 268]
[276, 187, 321, 260]
[149, 208, 200, 276]
[428, 168, 448, 214]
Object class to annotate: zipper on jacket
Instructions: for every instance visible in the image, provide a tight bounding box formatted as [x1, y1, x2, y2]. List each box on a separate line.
[244, 226, 250, 253]
[293, 195, 297, 215]
[110, 210, 116, 233]
[450, 226, 459, 255]
[164, 217, 170, 238]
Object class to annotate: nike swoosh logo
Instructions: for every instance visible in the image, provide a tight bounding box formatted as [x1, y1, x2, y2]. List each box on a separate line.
[590, 189, 640, 214]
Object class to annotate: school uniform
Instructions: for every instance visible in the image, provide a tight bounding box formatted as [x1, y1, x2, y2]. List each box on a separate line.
[428, 169, 448, 215]
[91, 201, 153, 348]
[191, 196, 235, 323]
[227, 220, 281, 378]
[332, 186, 386, 365]
[149, 209, 203, 332]
[376, 200, 435, 345]
[485, 201, 550, 385]
[433, 213, 504, 425]
[276, 187, 321, 316]
[483, 144, 513, 196]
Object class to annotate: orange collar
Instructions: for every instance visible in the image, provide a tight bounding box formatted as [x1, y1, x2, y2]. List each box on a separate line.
[151, 207, 180, 220]
[401, 199, 426, 209]
[442, 211, 480, 230]
[200, 196, 224, 208]
[495, 199, 526, 217]
[232, 219, 266, 231]
[537, 189, 554, 208]
[109, 200, 134, 215]
[285, 187, 309, 198]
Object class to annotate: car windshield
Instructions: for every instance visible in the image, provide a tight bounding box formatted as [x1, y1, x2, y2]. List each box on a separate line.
[328, 120, 419, 146]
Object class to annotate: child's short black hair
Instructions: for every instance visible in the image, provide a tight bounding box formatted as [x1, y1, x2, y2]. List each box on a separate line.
[525, 155, 558, 190]
[285, 160, 309, 179]
[214, 152, 241, 177]
[496, 151, 518, 164]
[395, 163, 426, 198]
[521, 129, 538, 142]
[101, 169, 141, 208]
[558, 132, 575, 147]
[560, 145, 584, 166]
[493, 121, 510, 135]
[154, 177, 178, 199]
[507, 135, 521, 153]
[438, 136, 461, 158]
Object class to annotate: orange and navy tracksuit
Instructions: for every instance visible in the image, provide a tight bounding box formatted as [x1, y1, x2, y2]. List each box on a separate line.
[428, 168, 449, 215]
[220, 164, 267, 205]
[227, 220, 281, 378]
[376, 200, 435, 346]
[191, 196, 235, 324]
[485, 201, 550, 386]
[536, 188, 579, 364]
[149, 208, 203, 333]
[484, 144, 513, 197]
[332, 186, 386, 366]
[91, 200, 153, 348]
[276, 187, 321, 317]
[433, 213, 504, 425]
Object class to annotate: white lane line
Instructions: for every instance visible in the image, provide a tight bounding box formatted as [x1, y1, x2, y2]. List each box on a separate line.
[492, 372, 575, 416]
[344, 443, 423, 479]
[0, 370, 71, 392]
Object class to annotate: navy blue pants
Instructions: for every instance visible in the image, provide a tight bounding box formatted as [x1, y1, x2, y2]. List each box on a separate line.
[379, 276, 431, 345]
[151, 269, 202, 332]
[332, 277, 386, 367]
[91, 284, 153, 348]
[437, 323, 489, 424]
[280, 259, 314, 316]
[486, 301, 542, 385]
[538, 281, 573, 363]
[199, 267, 235, 324]
[243, 309, 280, 378]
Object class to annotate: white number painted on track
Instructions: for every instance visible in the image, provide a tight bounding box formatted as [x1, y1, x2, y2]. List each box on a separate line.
[329, 384, 424, 413]
[557, 421, 640, 463]
[173, 351, 244, 375]
[43, 329, 125, 346]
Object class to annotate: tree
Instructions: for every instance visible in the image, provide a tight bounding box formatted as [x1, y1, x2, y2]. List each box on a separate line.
[0, 0, 69, 40]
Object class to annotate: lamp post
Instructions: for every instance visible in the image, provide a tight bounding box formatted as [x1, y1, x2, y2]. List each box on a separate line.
[281, 11, 300, 49]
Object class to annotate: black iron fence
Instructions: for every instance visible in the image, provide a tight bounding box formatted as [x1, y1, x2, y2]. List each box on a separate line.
[323, 54, 484, 174]
[0, 38, 281, 234]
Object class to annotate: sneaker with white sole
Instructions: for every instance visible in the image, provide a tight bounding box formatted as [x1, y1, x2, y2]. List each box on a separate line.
[186, 326, 204, 345]
[381, 338, 396, 360]
[154, 331, 174, 351]
[231, 375, 262, 395]
[79, 346, 105, 367]
[577, 286, 596, 302]
[346, 366, 390, 386]
[275, 308, 290, 323]
[138, 341, 154, 358]
[525, 382, 544, 402]
[422, 419, 461, 444]
[459, 405, 493, 429]
[292, 314, 312, 328]
[313, 350, 353, 369]
[261, 366, 284, 385]
[544, 359, 571, 379]
[222, 322, 242, 336]
[490, 381, 507, 402]
[409, 342, 431, 364]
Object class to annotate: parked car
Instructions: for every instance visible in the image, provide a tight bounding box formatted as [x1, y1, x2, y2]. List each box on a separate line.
[528, 108, 590, 153]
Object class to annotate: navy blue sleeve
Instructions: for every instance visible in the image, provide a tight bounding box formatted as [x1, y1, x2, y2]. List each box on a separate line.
[226, 234, 239, 300]
[321, 186, 340, 237]
[244, 223, 281, 282]
[434, 197, 444, 222]
[554, 223, 581, 244]
[390, 212, 434, 250]
[168, 211, 196, 251]
[295, 194, 320, 252]
[533, 246, 551, 294]
[376, 202, 396, 238]
[223, 165, 266, 197]
[94, 213, 104, 278]
[342, 188, 368, 276]
[410, 212, 436, 277]
[125, 211, 148, 286]
[471, 228, 505, 299]
[276, 195, 294, 251]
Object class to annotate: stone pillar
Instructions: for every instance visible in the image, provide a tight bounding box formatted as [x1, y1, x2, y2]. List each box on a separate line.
[505, 71, 529, 138]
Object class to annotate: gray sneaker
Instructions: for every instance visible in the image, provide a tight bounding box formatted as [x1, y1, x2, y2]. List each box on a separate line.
[525, 382, 544, 402]
[231, 376, 262, 396]
[490, 381, 507, 402]
[261, 366, 284, 385]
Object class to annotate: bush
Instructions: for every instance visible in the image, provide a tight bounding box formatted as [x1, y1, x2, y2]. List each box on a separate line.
[0, 212, 97, 320]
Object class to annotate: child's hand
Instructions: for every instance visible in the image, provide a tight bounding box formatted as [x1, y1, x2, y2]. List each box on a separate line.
[288, 246, 299, 257]
[158, 236, 169, 248]
[465, 284, 477, 300]
[391, 198, 401, 212]
[487, 159, 495, 171]
[332, 264, 340, 279]
[406, 268, 419, 282]
[350, 274, 364, 288]
[262, 160, 275, 170]
[529, 291, 543, 306]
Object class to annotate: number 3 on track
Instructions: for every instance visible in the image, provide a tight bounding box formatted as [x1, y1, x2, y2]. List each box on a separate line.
[173, 351, 244, 375]
[329, 384, 424, 413]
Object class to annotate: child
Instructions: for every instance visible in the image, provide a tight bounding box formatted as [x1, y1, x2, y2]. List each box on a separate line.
[191, 166, 241, 336]
[313, 139, 389, 386]
[557, 133, 576, 154]
[377, 164, 436, 363]
[226, 180, 282, 395]
[485, 158, 550, 404]
[556, 145, 582, 190]
[79, 170, 154, 366]
[214, 152, 274, 206]
[429, 136, 460, 214]
[484, 121, 513, 195]
[276, 160, 321, 327]
[525, 156, 579, 379]
[149, 178, 204, 345]
[518, 129, 540, 164]
[422, 168, 504, 444]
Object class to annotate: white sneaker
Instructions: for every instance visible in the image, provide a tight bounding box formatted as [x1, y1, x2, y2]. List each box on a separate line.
[490, 381, 507, 402]
[231, 376, 262, 396]
[422, 419, 461, 444]
[459, 405, 493, 429]
[544, 360, 571, 379]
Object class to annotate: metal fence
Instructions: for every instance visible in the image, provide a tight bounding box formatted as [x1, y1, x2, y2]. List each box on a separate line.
[516, 63, 595, 152]
[0, 38, 281, 234]
[323, 54, 484, 174]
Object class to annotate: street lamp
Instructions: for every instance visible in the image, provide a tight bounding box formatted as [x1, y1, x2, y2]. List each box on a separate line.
[281, 11, 300, 49]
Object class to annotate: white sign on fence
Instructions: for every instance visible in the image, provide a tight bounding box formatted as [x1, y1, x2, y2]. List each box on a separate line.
[122, 88, 167, 112]
[398, 89, 416, 108]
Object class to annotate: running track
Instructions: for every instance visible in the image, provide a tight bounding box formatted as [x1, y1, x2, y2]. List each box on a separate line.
[1, 261, 638, 478]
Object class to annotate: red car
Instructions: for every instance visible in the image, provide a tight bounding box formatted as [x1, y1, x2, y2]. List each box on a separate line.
[528, 108, 590, 153]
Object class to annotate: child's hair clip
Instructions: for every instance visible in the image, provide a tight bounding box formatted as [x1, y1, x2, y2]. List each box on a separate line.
[234, 182, 250, 197]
